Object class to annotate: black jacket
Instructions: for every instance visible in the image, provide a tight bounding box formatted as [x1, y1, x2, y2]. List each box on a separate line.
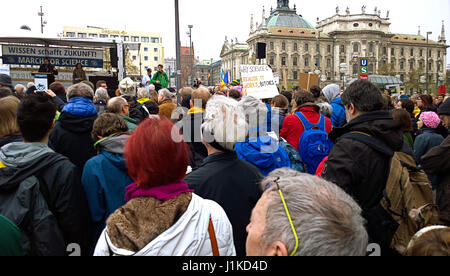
[184, 152, 263, 256]
[0, 152, 92, 255]
[181, 112, 208, 170]
[322, 111, 404, 254]
[122, 95, 146, 124]
[49, 112, 97, 180]
[422, 135, 450, 225]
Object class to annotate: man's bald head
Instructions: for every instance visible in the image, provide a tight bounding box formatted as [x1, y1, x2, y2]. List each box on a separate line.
[107, 97, 129, 116]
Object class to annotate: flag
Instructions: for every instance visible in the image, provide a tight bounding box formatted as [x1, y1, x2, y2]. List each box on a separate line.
[208, 72, 211, 79]
[438, 85, 446, 95]
[224, 72, 229, 84]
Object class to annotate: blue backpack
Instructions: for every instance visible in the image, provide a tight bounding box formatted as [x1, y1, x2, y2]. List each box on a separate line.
[295, 112, 333, 174]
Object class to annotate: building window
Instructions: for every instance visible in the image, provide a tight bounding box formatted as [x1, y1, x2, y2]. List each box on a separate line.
[305, 43, 309, 51]
[353, 64, 358, 75]
[141, 37, 150, 43]
[327, 59, 331, 68]
[304, 57, 309, 67]
[420, 49, 423, 57]
[400, 61, 404, 70]
[369, 43, 373, 53]
[293, 71, 298, 80]
[66, 32, 75, 37]
[154, 48, 158, 52]
[293, 57, 298, 66]
[78, 33, 87, 38]
[410, 48, 414, 56]
[401, 48, 404, 56]
[154, 57, 158, 61]
[327, 45, 331, 53]
[282, 42, 286, 51]
[353, 23, 359, 27]
[100, 34, 108, 38]
[316, 43, 320, 53]
[151, 37, 160, 43]
[269, 56, 274, 65]
[121, 36, 129, 41]
[294, 43, 298, 51]
[340, 45, 345, 53]
[132, 36, 140, 42]
[89, 33, 98, 38]
[353, 43, 359, 53]
[383, 47, 387, 55]
[369, 64, 374, 74]
[111, 35, 119, 38]
[438, 51, 441, 58]
[281, 57, 286, 66]
[144, 56, 149, 61]
[270, 42, 274, 50]
[132, 56, 137, 61]
[391, 48, 395, 55]
[410, 62, 414, 70]
[144, 47, 148, 52]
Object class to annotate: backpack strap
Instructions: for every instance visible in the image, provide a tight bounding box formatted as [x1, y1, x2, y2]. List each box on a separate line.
[208, 216, 220, 256]
[340, 132, 394, 157]
[295, 112, 325, 132]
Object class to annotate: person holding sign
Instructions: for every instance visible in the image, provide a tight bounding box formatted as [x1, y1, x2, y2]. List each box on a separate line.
[38, 58, 58, 86]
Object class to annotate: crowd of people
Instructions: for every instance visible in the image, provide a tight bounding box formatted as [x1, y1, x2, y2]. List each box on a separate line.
[0, 69, 449, 256]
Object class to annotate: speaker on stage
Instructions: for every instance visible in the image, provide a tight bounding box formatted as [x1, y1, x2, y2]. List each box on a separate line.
[256, 42, 267, 60]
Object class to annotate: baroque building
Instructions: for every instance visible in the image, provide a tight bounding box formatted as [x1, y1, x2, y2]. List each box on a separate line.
[220, 0, 448, 91]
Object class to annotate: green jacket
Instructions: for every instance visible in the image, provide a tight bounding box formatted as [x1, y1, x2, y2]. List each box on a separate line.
[0, 215, 23, 256]
[149, 71, 169, 90]
[120, 115, 138, 132]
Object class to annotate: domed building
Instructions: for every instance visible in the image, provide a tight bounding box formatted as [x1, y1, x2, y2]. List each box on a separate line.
[220, 0, 448, 92]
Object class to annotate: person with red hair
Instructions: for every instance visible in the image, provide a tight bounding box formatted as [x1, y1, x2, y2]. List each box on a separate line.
[94, 117, 236, 256]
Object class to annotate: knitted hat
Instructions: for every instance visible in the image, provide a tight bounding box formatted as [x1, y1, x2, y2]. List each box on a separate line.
[420, 112, 441, 129]
[438, 98, 450, 115]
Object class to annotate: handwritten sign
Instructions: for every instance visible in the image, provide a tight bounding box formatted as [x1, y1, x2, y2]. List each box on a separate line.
[240, 65, 279, 99]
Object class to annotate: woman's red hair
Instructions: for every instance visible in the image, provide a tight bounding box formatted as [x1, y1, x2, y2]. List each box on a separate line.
[125, 117, 188, 188]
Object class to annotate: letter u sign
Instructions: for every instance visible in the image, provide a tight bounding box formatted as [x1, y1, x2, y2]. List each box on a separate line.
[360, 59, 368, 67]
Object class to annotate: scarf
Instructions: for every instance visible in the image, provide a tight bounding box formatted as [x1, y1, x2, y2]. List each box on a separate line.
[125, 180, 193, 202]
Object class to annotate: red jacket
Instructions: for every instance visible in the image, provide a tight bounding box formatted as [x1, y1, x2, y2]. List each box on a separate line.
[280, 106, 333, 151]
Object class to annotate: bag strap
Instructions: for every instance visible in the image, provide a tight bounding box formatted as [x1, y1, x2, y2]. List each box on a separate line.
[208, 216, 220, 257]
[340, 132, 394, 157]
[295, 112, 325, 131]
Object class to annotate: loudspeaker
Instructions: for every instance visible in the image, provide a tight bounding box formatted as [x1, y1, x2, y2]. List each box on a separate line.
[110, 47, 118, 68]
[256, 42, 267, 59]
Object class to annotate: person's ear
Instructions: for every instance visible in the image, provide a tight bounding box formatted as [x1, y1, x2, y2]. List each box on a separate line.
[349, 103, 357, 116]
[51, 119, 56, 130]
[264, 241, 289, 256]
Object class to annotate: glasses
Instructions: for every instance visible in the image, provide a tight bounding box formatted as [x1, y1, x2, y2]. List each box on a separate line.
[265, 177, 299, 256]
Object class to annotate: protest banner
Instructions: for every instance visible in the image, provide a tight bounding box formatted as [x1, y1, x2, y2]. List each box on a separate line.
[240, 65, 279, 99]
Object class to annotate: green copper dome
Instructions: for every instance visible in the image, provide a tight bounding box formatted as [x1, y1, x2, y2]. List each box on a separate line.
[267, 13, 314, 29]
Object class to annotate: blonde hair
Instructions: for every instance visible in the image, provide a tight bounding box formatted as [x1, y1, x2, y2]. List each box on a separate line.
[404, 226, 450, 256]
[0, 96, 21, 137]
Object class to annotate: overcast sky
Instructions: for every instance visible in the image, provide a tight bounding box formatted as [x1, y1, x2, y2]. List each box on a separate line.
[2, 0, 450, 64]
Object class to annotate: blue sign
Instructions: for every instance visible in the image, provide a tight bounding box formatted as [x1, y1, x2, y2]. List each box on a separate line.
[2, 56, 103, 68]
[360, 59, 368, 67]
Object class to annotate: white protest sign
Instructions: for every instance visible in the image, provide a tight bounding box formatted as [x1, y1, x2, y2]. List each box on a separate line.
[0, 64, 10, 75]
[241, 65, 279, 99]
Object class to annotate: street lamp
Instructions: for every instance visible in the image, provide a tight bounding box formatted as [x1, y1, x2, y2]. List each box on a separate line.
[175, 0, 182, 104]
[340, 63, 348, 90]
[187, 25, 194, 87]
[426, 31, 432, 93]
[38, 6, 47, 34]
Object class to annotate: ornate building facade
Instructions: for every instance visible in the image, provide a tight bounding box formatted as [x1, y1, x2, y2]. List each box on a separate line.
[220, 0, 448, 91]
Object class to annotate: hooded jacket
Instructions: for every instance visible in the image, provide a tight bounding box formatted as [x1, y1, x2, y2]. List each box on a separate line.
[235, 135, 291, 176]
[82, 135, 134, 241]
[93, 193, 236, 256]
[0, 142, 92, 255]
[330, 97, 346, 128]
[49, 99, 97, 179]
[321, 111, 404, 253]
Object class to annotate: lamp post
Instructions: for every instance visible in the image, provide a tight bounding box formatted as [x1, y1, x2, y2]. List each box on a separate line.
[175, 0, 182, 104]
[426, 31, 432, 93]
[187, 25, 194, 87]
[340, 63, 348, 90]
[38, 6, 47, 34]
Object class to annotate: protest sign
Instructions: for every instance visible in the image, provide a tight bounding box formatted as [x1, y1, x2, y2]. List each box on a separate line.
[240, 65, 279, 99]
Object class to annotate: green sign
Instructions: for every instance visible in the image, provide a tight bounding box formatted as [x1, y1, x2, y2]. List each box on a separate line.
[360, 67, 368, 74]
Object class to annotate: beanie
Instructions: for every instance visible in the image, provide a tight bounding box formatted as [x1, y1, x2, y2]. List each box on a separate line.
[438, 98, 450, 116]
[420, 112, 441, 129]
